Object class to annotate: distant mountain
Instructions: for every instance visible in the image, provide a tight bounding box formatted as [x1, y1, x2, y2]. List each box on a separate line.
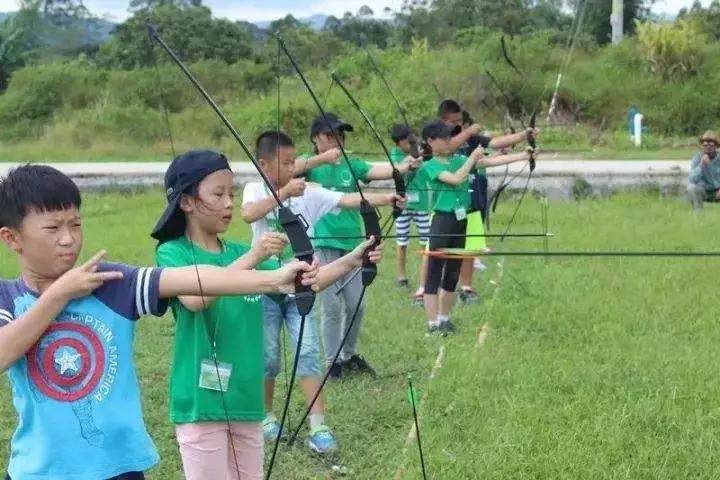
[254, 14, 328, 31]
[0, 11, 115, 45]
[79, 17, 116, 45]
[648, 12, 677, 22]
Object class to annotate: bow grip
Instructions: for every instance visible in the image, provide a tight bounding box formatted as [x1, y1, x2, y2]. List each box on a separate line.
[278, 206, 316, 316]
[408, 133, 421, 159]
[526, 131, 537, 172]
[359, 200, 381, 286]
[392, 169, 406, 219]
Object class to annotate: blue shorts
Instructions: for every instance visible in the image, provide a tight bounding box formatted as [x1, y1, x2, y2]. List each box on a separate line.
[262, 295, 322, 378]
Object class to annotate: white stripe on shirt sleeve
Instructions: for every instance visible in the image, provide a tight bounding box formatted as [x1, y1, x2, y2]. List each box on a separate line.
[0, 309, 12, 323]
[143, 268, 152, 316]
[135, 268, 148, 316]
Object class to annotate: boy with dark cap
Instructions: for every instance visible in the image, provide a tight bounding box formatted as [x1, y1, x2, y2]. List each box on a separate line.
[301, 112, 419, 378]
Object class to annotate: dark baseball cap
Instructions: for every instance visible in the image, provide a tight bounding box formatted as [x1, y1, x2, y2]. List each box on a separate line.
[151, 149, 231, 242]
[422, 120, 455, 140]
[390, 124, 415, 142]
[310, 112, 354, 136]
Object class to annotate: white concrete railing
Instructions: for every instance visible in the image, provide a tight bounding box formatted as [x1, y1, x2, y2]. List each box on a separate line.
[0, 160, 692, 198]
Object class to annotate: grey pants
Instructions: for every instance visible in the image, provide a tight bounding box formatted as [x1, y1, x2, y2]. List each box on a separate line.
[687, 182, 718, 209]
[317, 247, 366, 365]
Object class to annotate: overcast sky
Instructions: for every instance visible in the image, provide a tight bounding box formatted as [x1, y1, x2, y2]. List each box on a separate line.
[0, 0, 711, 22]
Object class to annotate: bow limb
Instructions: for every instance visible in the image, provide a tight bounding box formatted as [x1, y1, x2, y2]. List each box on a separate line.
[275, 33, 381, 287]
[148, 25, 316, 306]
[365, 51, 424, 235]
[268, 33, 381, 480]
[331, 72, 406, 220]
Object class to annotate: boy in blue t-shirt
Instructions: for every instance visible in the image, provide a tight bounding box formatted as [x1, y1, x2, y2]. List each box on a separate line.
[0, 165, 328, 480]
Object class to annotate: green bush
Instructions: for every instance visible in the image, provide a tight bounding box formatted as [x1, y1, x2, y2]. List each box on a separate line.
[0, 60, 104, 139]
[2, 26, 720, 154]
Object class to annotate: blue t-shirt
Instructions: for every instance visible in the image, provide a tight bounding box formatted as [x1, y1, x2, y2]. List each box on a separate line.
[0, 263, 167, 480]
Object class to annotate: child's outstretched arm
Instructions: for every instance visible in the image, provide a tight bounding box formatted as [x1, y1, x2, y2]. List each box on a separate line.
[488, 128, 540, 150]
[294, 148, 342, 175]
[159, 259, 318, 299]
[476, 148, 537, 168]
[448, 124, 483, 152]
[315, 237, 384, 291]
[365, 156, 421, 180]
[337, 192, 406, 209]
[177, 233, 288, 312]
[0, 251, 123, 372]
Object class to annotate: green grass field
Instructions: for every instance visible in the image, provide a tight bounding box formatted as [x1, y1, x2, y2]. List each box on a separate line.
[0, 190, 719, 479]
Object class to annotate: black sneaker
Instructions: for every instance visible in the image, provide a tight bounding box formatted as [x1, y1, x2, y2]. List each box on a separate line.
[459, 288, 479, 304]
[439, 320, 456, 335]
[426, 324, 442, 337]
[327, 363, 342, 380]
[340, 354, 376, 376]
[396, 278, 410, 288]
[411, 291, 424, 307]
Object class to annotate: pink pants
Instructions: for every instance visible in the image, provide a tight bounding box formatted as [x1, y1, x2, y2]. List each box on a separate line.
[175, 421, 264, 480]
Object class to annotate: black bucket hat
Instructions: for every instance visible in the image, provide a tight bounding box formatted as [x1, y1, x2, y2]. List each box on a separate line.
[151, 149, 231, 242]
[310, 112, 354, 136]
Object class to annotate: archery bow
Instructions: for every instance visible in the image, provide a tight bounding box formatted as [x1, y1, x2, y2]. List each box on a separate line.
[330, 72, 407, 224]
[365, 50, 428, 231]
[147, 25, 317, 480]
[269, 32, 382, 479]
[490, 36, 542, 239]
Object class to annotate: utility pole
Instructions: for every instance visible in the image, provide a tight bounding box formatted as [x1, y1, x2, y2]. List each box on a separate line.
[611, 0, 624, 44]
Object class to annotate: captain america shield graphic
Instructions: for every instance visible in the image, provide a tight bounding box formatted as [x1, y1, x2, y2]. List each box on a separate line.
[27, 322, 105, 402]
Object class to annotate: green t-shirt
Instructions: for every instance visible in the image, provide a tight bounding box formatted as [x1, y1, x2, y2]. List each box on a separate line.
[424, 154, 472, 213]
[305, 157, 372, 251]
[155, 236, 274, 423]
[390, 147, 430, 211]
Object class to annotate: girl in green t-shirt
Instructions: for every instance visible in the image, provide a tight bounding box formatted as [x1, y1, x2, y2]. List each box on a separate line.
[420, 121, 536, 336]
[151, 149, 385, 480]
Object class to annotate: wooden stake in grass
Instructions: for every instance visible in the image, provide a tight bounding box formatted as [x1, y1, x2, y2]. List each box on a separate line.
[407, 376, 428, 480]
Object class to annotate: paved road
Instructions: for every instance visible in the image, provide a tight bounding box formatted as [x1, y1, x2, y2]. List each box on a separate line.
[0, 160, 691, 199]
[0, 160, 690, 178]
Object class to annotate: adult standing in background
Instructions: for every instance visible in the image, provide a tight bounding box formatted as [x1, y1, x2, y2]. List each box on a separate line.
[688, 131, 720, 210]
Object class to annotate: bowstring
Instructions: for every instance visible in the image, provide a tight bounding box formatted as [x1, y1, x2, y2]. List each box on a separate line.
[188, 240, 243, 477]
[267, 34, 379, 478]
[148, 26, 312, 480]
[265, 39, 311, 480]
[287, 285, 368, 445]
[331, 73, 405, 238]
[276, 36, 291, 428]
